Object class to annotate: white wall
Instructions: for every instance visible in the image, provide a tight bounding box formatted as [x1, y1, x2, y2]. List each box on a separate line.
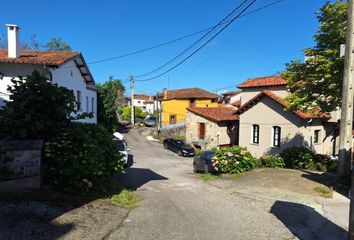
[51, 60, 97, 123]
[241, 86, 289, 105]
[0, 60, 97, 123]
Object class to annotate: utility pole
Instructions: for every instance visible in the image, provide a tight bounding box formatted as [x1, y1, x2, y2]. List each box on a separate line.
[340, 1, 354, 239]
[156, 91, 160, 138]
[130, 76, 135, 125]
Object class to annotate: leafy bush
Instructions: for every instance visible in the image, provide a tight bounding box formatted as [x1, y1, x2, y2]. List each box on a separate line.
[280, 147, 316, 169]
[259, 155, 285, 168]
[43, 123, 124, 195]
[212, 146, 258, 174]
[314, 154, 338, 172]
[120, 106, 146, 121]
[0, 71, 76, 140]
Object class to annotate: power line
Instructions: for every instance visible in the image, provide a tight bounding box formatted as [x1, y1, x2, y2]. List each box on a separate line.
[135, 0, 257, 82]
[133, 0, 250, 79]
[56, 0, 286, 77]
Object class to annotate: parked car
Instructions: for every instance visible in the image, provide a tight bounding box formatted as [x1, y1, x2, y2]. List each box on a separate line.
[144, 116, 157, 127]
[163, 138, 195, 157]
[193, 150, 217, 173]
[113, 137, 129, 166]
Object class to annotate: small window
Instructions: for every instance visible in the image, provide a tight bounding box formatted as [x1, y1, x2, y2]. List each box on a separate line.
[91, 97, 95, 113]
[314, 130, 321, 144]
[273, 126, 281, 147]
[169, 114, 176, 124]
[198, 123, 206, 140]
[252, 124, 259, 144]
[76, 90, 81, 111]
[86, 96, 89, 112]
[189, 99, 196, 107]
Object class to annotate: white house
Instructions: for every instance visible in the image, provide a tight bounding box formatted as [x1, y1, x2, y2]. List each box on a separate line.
[0, 24, 97, 123]
[133, 94, 160, 114]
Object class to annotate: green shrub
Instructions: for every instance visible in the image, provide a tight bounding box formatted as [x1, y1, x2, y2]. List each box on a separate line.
[212, 146, 257, 174]
[280, 147, 316, 169]
[259, 155, 285, 168]
[43, 123, 124, 195]
[314, 154, 338, 172]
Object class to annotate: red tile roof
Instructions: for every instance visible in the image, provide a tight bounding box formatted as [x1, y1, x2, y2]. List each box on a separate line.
[187, 106, 239, 122]
[164, 88, 219, 100]
[237, 76, 288, 89]
[236, 90, 330, 120]
[222, 91, 241, 97]
[134, 94, 151, 101]
[231, 100, 241, 108]
[0, 50, 80, 66]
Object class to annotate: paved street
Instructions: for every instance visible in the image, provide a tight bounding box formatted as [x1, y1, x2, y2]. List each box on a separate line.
[108, 128, 347, 240]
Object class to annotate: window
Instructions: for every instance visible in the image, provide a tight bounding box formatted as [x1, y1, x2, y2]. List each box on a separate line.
[76, 90, 81, 111]
[273, 126, 281, 147]
[86, 96, 89, 112]
[314, 130, 321, 144]
[189, 99, 196, 107]
[169, 114, 176, 124]
[91, 97, 95, 113]
[198, 123, 206, 140]
[252, 124, 259, 144]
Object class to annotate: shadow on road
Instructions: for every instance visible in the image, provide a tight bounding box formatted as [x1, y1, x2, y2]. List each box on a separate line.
[270, 200, 347, 240]
[118, 166, 168, 190]
[301, 170, 349, 197]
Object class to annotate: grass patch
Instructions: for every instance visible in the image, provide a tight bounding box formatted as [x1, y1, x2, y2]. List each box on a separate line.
[110, 190, 141, 209]
[199, 173, 220, 182]
[313, 186, 333, 198]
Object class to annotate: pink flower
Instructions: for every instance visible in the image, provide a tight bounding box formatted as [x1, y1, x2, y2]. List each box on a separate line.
[214, 167, 219, 171]
[212, 162, 216, 167]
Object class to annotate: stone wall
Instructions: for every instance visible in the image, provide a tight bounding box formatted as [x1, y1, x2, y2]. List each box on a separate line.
[186, 111, 237, 150]
[0, 140, 43, 189]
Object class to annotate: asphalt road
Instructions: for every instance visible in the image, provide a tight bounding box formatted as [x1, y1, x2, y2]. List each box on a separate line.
[107, 127, 300, 240]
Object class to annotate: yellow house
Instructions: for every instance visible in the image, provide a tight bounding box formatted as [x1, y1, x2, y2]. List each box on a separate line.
[161, 88, 219, 125]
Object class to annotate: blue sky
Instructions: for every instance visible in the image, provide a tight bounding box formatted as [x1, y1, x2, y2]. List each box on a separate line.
[1, 0, 329, 96]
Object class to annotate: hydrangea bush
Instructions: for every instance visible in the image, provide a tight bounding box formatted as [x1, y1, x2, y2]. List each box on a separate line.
[211, 146, 258, 174]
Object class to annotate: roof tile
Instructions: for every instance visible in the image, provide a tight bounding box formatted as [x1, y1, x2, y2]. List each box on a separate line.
[187, 106, 238, 122]
[237, 76, 288, 89]
[164, 88, 218, 100]
[236, 90, 330, 120]
[0, 50, 80, 66]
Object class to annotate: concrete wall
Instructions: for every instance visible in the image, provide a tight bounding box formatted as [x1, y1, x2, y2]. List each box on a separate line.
[0, 60, 97, 123]
[239, 97, 336, 157]
[186, 111, 237, 150]
[240, 86, 289, 105]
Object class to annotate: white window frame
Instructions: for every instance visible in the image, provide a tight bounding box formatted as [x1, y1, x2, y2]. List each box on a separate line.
[252, 124, 259, 144]
[272, 126, 281, 147]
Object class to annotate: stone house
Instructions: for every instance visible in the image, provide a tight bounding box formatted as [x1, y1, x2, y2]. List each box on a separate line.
[161, 88, 219, 126]
[236, 76, 337, 157]
[0, 24, 97, 123]
[186, 106, 238, 149]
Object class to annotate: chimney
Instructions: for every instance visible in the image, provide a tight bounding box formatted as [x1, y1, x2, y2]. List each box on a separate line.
[163, 89, 167, 100]
[6, 24, 20, 58]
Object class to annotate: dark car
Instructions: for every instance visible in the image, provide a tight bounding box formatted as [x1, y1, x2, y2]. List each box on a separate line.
[144, 116, 157, 127]
[163, 138, 195, 157]
[193, 150, 217, 173]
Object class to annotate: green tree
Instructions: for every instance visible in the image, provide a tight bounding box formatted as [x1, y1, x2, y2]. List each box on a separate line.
[121, 106, 146, 120]
[0, 71, 76, 139]
[282, 0, 347, 113]
[97, 76, 125, 131]
[45, 37, 72, 51]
